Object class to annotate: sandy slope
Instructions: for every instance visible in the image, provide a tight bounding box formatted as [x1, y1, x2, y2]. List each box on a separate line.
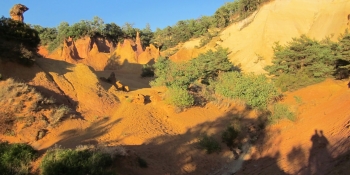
[237, 79, 350, 174]
[219, 0, 350, 73]
[1, 54, 349, 174]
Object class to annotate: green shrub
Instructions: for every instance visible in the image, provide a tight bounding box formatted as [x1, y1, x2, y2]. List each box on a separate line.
[150, 57, 171, 87]
[265, 35, 338, 91]
[221, 126, 239, 148]
[151, 48, 233, 89]
[40, 147, 114, 175]
[274, 72, 324, 92]
[0, 142, 37, 175]
[0, 17, 40, 66]
[165, 86, 194, 108]
[198, 134, 221, 154]
[269, 103, 295, 123]
[213, 72, 280, 109]
[334, 31, 350, 79]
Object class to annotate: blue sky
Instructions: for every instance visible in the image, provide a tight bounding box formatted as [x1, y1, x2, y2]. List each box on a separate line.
[0, 0, 231, 31]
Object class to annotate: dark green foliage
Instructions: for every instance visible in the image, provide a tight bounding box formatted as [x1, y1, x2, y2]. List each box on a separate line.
[0, 17, 40, 65]
[150, 57, 194, 89]
[46, 21, 69, 52]
[140, 23, 154, 48]
[165, 85, 194, 108]
[137, 157, 148, 168]
[334, 32, 350, 79]
[151, 48, 233, 89]
[35, 17, 125, 52]
[221, 126, 239, 148]
[151, 48, 233, 108]
[33, 1, 274, 53]
[122, 22, 136, 39]
[0, 142, 37, 175]
[103, 22, 123, 43]
[198, 134, 221, 154]
[214, 1, 240, 28]
[149, 57, 171, 87]
[32, 25, 57, 46]
[265, 35, 338, 91]
[40, 147, 114, 175]
[152, 0, 272, 50]
[212, 72, 280, 109]
[274, 72, 324, 92]
[190, 47, 234, 81]
[152, 16, 217, 50]
[269, 103, 295, 123]
[140, 64, 154, 77]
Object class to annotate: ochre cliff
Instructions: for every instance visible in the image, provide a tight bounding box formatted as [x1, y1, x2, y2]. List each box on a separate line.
[46, 32, 158, 71]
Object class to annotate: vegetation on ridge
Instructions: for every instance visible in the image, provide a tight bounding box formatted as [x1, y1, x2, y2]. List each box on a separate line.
[30, 0, 273, 52]
[0, 16, 40, 65]
[265, 33, 350, 91]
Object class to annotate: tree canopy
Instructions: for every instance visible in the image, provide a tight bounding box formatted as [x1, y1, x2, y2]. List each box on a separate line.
[0, 17, 40, 65]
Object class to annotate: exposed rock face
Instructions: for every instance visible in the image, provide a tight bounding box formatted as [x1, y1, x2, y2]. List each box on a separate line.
[61, 37, 79, 63]
[138, 44, 160, 64]
[112, 37, 159, 67]
[74, 36, 116, 59]
[10, 4, 28, 22]
[48, 33, 157, 71]
[48, 36, 114, 71]
[135, 31, 144, 55]
[114, 39, 138, 63]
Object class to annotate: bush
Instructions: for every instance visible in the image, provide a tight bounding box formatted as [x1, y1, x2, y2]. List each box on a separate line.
[40, 146, 115, 175]
[198, 134, 221, 154]
[212, 72, 280, 109]
[151, 48, 233, 89]
[0, 142, 37, 175]
[274, 72, 324, 92]
[50, 105, 70, 126]
[265, 35, 338, 91]
[0, 17, 40, 66]
[165, 86, 194, 108]
[149, 57, 171, 87]
[269, 103, 295, 123]
[221, 126, 239, 148]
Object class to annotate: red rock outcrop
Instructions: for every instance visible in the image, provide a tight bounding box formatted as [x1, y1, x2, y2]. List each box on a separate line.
[135, 31, 144, 55]
[61, 37, 79, 63]
[114, 39, 138, 63]
[47, 33, 158, 71]
[10, 4, 28, 22]
[48, 36, 115, 70]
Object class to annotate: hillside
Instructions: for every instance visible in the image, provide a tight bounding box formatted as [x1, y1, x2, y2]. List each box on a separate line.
[170, 0, 350, 73]
[0, 0, 350, 175]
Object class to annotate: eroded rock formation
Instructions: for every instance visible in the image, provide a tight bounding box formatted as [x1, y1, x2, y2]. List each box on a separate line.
[10, 4, 28, 22]
[48, 32, 158, 71]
